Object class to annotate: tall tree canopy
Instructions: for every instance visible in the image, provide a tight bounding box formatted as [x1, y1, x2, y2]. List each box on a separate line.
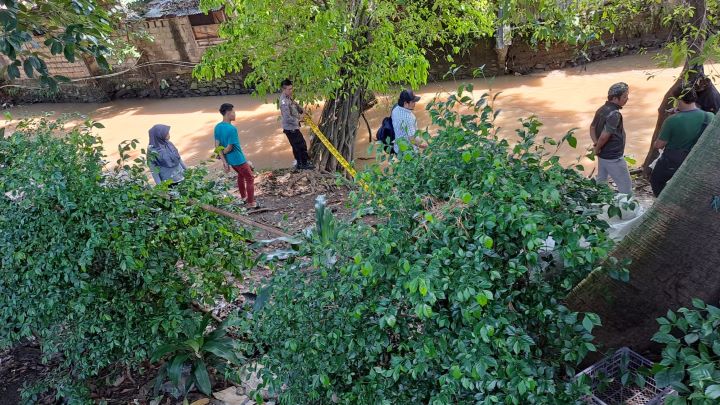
[195, 0, 652, 171]
[194, 0, 498, 170]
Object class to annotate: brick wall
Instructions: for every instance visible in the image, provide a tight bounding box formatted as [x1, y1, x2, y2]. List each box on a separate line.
[40, 53, 91, 79]
[4, 42, 92, 81]
[141, 17, 203, 64]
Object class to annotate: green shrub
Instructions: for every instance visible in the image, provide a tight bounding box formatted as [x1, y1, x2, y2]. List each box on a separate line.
[242, 87, 619, 404]
[0, 118, 253, 401]
[151, 313, 246, 399]
[652, 299, 720, 405]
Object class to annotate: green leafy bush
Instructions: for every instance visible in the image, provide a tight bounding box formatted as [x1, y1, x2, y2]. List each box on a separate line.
[241, 87, 619, 404]
[151, 314, 245, 399]
[652, 299, 720, 404]
[0, 118, 253, 400]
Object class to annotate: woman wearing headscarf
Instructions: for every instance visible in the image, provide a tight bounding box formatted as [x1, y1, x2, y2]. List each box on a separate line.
[147, 124, 186, 186]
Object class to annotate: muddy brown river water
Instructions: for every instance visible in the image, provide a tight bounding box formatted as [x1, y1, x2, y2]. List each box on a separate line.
[9, 53, 719, 173]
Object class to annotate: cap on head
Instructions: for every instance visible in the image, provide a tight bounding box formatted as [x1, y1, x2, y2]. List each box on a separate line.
[399, 89, 421, 106]
[608, 82, 629, 100]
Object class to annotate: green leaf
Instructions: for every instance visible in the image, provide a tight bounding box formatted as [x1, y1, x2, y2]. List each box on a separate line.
[28, 56, 42, 72]
[462, 151, 472, 163]
[63, 44, 76, 63]
[168, 354, 189, 386]
[0, 10, 14, 29]
[705, 385, 720, 400]
[193, 360, 212, 395]
[655, 366, 684, 388]
[582, 315, 594, 332]
[22, 59, 33, 78]
[481, 236, 493, 249]
[50, 40, 63, 55]
[567, 134, 577, 148]
[418, 278, 428, 296]
[254, 285, 273, 312]
[320, 374, 330, 387]
[691, 298, 706, 309]
[151, 344, 179, 362]
[684, 333, 699, 344]
[203, 338, 242, 365]
[664, 394, 687, 405]
[688, 363, 713, 382]
[7, 63, 19, 79]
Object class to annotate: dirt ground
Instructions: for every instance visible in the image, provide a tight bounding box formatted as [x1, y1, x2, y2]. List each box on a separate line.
[0, 166, 655, 405]
[244, 168, 354, 236]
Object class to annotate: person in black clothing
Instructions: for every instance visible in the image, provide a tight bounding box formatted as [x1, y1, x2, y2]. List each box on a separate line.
[692, 74, 720, 114]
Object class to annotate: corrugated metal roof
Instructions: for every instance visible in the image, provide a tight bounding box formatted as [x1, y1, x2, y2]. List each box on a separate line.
[143, 0, 204, 19]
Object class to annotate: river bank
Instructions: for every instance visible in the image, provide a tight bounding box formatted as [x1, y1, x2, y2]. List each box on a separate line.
[7, 52, 715, 174]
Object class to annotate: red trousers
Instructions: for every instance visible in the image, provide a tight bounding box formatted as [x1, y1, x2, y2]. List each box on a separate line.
[232, 163, 255, 204]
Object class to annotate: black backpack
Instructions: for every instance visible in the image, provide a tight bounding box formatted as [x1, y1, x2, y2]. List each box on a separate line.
[376, 116, 396, 154]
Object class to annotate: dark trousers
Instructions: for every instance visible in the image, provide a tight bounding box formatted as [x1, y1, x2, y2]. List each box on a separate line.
[283, 129, 310, 166]
[650, 150, 689, 197]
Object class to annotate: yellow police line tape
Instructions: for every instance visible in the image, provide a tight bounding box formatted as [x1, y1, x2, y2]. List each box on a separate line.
[302, 115, 357, 178]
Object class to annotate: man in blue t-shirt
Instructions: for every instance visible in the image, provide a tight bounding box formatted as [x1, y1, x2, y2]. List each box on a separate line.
[214, 103, 258, 208]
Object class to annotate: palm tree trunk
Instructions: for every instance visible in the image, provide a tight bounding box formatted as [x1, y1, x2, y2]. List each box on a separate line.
[568, 111, 720, 353]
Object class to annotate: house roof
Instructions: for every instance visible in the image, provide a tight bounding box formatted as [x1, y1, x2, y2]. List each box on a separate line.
[142, 0, 210, 19]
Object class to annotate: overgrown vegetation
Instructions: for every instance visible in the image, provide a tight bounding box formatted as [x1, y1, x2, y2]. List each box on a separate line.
[652, 299, 720, 405]
[235, 88, 622, 404]
[0, 0, 138, 89]
[0, 118, 253, 401]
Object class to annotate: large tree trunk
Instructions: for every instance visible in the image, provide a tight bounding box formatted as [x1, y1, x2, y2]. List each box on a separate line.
[309, 87, 365, 173]
[568, 111, 720, 353]
[642, 0, 707, 175]
[640, 77, 684, 175]
[494, 4, 511, 75]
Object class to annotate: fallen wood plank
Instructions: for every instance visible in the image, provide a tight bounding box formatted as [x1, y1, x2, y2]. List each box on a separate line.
[195, 201, 292, 238]
[248, 207, 279, 215]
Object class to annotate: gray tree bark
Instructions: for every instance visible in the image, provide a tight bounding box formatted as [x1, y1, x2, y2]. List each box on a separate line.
[309, 88, 365, 173]
[568, 110, 720, 353]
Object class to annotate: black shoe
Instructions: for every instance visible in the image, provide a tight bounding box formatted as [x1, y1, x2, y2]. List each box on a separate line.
[300, 162, 315, 170]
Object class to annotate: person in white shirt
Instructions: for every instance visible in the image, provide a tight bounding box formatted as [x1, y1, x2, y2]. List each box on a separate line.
[391, 89, 425, 154]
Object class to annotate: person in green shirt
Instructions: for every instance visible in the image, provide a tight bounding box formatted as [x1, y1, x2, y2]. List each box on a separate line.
[214, 103, 259, 208]
[650, 88, 713, 197]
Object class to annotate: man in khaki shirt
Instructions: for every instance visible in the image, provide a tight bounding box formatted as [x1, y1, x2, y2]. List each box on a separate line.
[280, 79, 313, 170]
